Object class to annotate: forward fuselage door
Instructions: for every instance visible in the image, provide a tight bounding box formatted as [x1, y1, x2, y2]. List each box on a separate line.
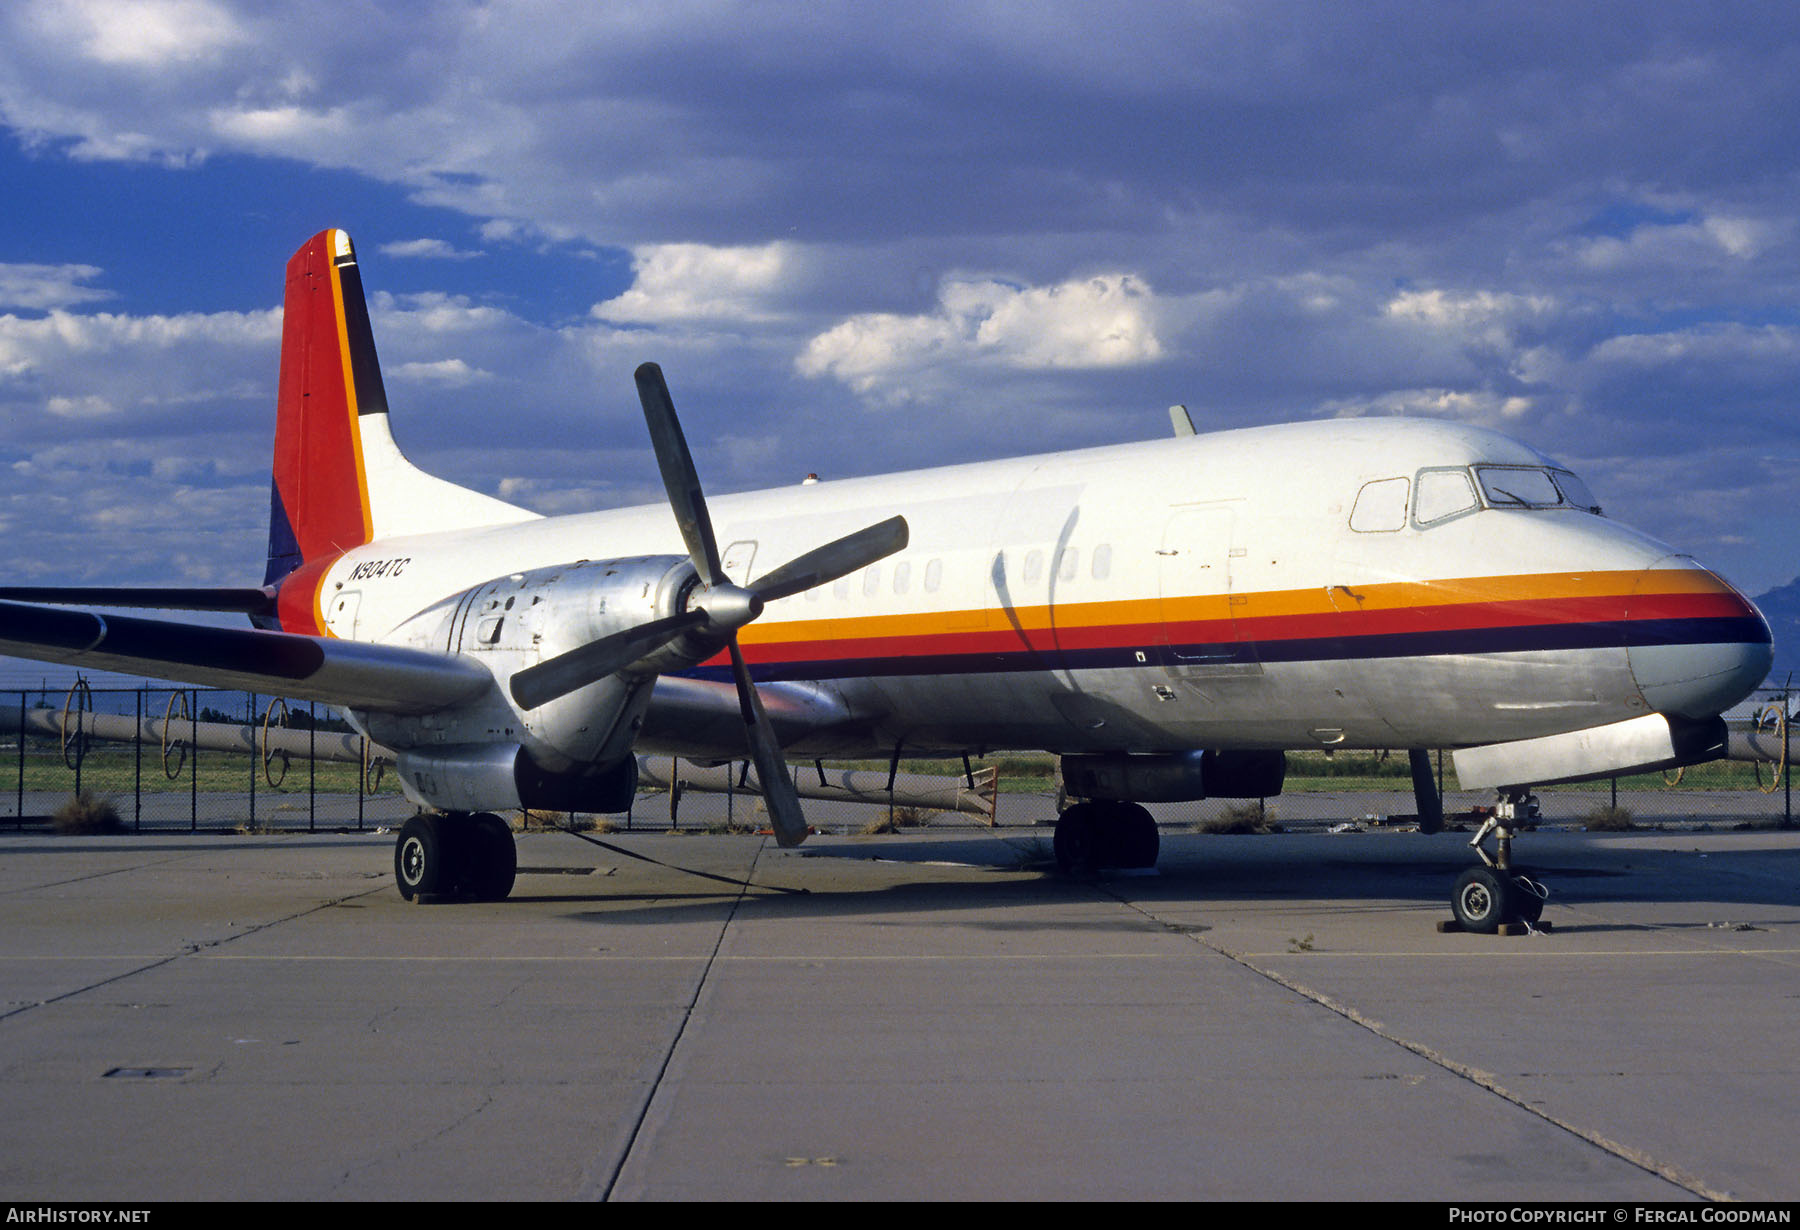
[1156, 504, 1252, 677]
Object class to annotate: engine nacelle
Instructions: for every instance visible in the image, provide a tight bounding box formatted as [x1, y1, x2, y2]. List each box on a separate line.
[1062, 749, 1287, 802]
[395, 743, 638, 814]
[375, 554, 707, 771]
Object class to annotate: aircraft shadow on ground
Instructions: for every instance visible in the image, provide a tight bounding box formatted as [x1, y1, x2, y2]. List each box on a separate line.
[515, 830, 1800, 927]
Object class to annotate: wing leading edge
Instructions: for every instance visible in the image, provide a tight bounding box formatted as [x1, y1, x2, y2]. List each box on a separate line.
[0, 587, 276, 614]
[0, 600, 491, 713]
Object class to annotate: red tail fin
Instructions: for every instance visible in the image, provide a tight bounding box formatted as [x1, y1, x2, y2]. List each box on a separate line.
[262, 230, 534, 633]
[265, 229, 379, 587]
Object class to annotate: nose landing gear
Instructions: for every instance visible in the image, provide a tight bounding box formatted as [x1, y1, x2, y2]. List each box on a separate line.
[1442, 790, 1549, 934]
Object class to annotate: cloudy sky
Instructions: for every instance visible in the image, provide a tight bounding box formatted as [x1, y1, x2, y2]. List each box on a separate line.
[1, 0, 1797, 624]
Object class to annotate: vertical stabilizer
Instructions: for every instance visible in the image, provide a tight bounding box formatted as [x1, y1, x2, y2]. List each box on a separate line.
[265, 229, 535, 591]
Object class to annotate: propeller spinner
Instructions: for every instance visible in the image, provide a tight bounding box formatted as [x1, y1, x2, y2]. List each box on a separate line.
[508, 362, 908, 846]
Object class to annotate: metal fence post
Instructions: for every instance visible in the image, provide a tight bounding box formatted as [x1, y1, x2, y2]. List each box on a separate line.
[16, 692, 24, 824]
[308, 701, 317, 833]
[247, 692, 257, 831]
[189, 689, 198, 832]
[133, 687, 142, 832]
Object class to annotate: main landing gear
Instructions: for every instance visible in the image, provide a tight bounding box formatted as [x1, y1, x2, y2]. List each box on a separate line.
[1053, 800, 1160, 873]
[1445, 790, 1548, 934]
[394, 812, 517, 903]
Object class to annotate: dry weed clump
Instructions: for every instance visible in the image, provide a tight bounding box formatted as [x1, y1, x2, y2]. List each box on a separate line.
[517, 810, 613, 833]
[53, 792, 124, 835]
[1584, 805, 1635, 832]
[1198, 801, 1281, 835]
[860, 805, 938, 835]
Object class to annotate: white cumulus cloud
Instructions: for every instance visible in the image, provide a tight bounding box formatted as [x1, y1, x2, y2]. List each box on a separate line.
[594, 242, 801, 325]
[1385, 288, 1556, 331]
[1320, 388, 1535, 424]
[1570, 213, 1790, 273]
[0, 263, 111, 311]
[379, 238, 483, 261]
[389, 358, 488, 386]
[44, 394, 115, 419]
[26, 0, 248, 68]
[371, 292, 510, 335]
[798, 272, 1164, 392]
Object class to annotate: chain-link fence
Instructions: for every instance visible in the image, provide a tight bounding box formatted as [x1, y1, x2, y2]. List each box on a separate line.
[2, 683, 1790, 834]
[1138, 684, 1796, 833]
[0, 685, 414, 831]
[1174, 744, 1792, 832]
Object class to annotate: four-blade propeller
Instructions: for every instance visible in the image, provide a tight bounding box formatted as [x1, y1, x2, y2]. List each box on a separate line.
[507, 362, 908, 846]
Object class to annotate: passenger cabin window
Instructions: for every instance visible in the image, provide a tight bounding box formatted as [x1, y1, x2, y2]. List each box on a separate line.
[1414, 469, 1480, 527]
[894, 561, 911, 594]
[924, 559, 942, 592]
[1092, 544, 1112, 580]
[1349, 477, 1409, 532]
[1058, 548, 1078, 582]
[1023, 550, 1043, 584]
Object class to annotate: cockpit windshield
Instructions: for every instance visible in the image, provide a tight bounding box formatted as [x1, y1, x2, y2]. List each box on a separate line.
[1474, 466, 1561, 507]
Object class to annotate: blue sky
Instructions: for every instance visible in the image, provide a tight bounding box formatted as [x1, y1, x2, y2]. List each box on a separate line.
[0, 0, 1797, 640]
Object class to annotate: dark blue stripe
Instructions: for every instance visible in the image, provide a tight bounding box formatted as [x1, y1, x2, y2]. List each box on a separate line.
[1253, 615, 1770, 664]
[264, 479, 302, 587]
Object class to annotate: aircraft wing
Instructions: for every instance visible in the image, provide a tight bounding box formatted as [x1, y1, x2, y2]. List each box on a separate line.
[0, 587, 276, 614]
[0, 600, 492, 713]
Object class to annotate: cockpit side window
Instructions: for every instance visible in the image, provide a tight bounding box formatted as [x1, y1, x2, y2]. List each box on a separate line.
[1550, 468, 1603, 514]
[1349, 476, 1409, 532]
[1475, 465, 1563, 509]
[1413, 468, 1480, 528]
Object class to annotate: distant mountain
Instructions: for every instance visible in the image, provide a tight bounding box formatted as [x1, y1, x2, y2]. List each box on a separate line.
[1755, 576, 1800, 690]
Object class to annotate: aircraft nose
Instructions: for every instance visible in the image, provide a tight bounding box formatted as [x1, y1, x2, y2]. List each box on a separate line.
[1626, 558, 1772, 718]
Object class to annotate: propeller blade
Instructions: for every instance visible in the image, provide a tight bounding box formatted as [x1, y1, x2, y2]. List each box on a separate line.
[509, 610, 707, 710]
[635, 362, 724, 588]
[728, 640, 808, 846]
[749, 515, 911, 604]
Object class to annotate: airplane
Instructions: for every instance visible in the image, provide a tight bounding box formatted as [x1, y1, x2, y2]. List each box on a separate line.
[0, 229, 1773, 932]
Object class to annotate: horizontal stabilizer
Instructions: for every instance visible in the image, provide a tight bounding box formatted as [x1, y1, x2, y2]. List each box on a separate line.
[0, 599, 492, 713]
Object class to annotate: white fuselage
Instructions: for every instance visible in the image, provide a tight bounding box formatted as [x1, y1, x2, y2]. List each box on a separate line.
[309, 416, 1770, 766]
